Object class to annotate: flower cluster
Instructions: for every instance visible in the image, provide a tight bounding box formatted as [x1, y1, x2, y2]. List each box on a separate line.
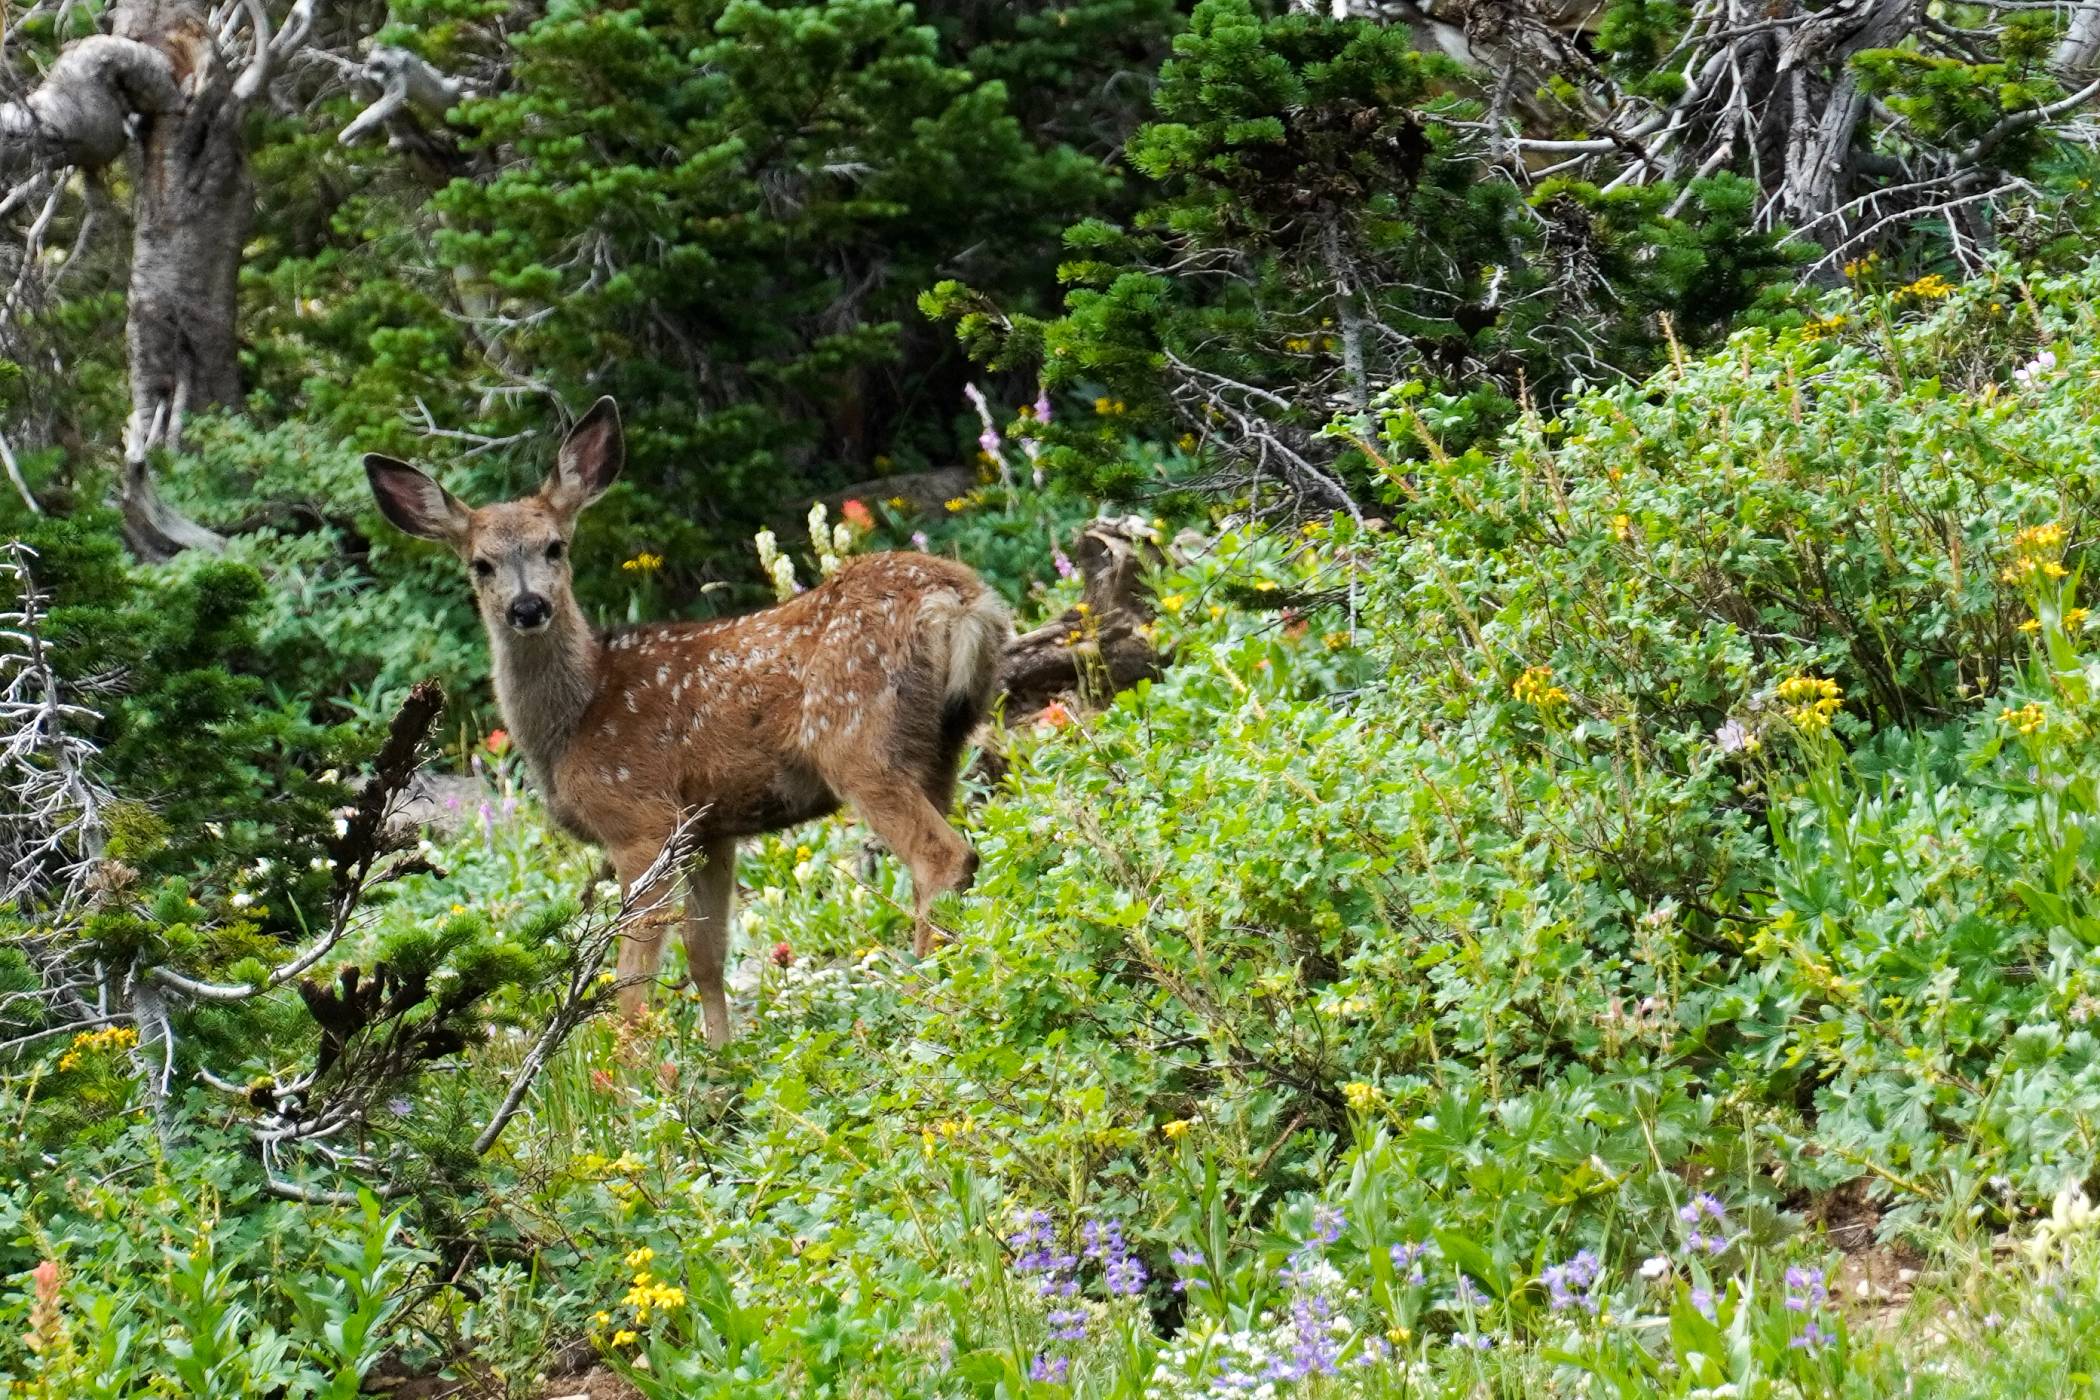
[1776, 674, 1842, 730]
[2000, 701, 2048, 736]
[1540, 1249, 1602, 1313]
[1512, 665, 1570, 708]
[619, 1246, 687, 1328]
[56, 1024, 138, 1072]
[2002, 521, 2069, 585]
[1084, 1217, 1150, 1297]
[621, 551, 663, 574]
[1783, 1265, 1833, 1352]
[1678, 1193, 1731, 1255]
[1900, 273, 1955, 300]
[2013, 347, 2059, 385]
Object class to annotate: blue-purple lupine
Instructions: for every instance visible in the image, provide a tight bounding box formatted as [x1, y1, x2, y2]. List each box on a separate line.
[1009, 1211, 1079, 1300]
[1454, 1274, 1489, 1309]
[1784, 1266, 1833, 1352]
[1169, 1246, 1206, 1295]
[1690, 1284, 1716, 1320]
[1679, 1193, 1731, 1255]
[1266, 1286, 1341, 1381]
[1311, 1205, 1345, 1245]
[1046, 1307, 1088, 1341]
[1390, 1239, 1436, 1284]
[1541, 1249, 1602, 1313]
[1028, 1352, 1068, 1383]
[1082, 1217, 1149, 1297]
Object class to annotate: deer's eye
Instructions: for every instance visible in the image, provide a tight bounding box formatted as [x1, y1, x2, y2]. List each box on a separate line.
[546, 540, 566, 563]
[472, 559, 495, 580]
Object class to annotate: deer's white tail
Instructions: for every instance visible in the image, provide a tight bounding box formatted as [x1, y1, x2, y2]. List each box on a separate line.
[921, 587, 1010, 732]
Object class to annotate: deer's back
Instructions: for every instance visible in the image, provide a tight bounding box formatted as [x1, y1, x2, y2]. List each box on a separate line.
[547, 552, 995, 846]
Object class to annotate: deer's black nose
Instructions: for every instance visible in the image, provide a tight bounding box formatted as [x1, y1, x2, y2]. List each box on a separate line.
[508, 594, 552, 631]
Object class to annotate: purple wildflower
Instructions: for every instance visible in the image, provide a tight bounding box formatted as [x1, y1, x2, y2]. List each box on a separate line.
[1390, 1239, 1435, 1284]
[910, 530, 930, 552]
[1690, 1284, 1716, 1320]
[1034, 388, 1053, 425]
[1051, 545, 1076, 580]
[478, 801, 495, 843]
[1082, 1217, 1148, 1297]
[1010, 1212, 1079, 1299]
[1789, 1318, 1834, 1352]
[1169, 1246, 1207, 1294]
[1451, 1333, 1493, 1351]
[1454, 1275, 1488, 1309]
[1028, 1352, 1068, 1383]
[1783, 1266, 1827, 1313]
[1311, 1205, 1346, 1245]
[1541, 1250, 1602, 1314]
[1265, 1288, 1340, 1380]
[1046, 1307, 1088, 1341]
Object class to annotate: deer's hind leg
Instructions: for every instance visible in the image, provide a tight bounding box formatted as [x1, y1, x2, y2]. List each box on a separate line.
[832, 775, 979, 958]
[682, 837, 738, 1047]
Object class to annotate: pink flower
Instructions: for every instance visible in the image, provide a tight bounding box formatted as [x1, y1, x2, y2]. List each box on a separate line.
[841, 499, 874, 531]
[772, 940, 794, 967]
[485, 729, 510, 755]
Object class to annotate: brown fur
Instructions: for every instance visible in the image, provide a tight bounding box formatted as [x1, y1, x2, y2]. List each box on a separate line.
[366, 400, 1010, 1045]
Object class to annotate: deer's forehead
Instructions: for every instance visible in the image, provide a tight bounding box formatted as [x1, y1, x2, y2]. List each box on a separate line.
[468, 501, 562, 550]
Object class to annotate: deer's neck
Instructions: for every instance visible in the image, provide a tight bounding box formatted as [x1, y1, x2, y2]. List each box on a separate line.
[487, 598, 601, 796]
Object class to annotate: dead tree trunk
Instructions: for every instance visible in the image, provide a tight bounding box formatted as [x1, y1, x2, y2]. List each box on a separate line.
[114, 0, 247, 558]
[997, 519, 1166, 716]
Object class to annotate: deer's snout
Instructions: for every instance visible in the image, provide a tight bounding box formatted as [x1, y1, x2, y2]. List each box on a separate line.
[507, 593, 553, 632]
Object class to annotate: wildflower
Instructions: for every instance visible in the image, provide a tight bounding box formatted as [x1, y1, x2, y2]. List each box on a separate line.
[2001, 521, 2069, 584]
[1639, 1254, 1671, 1280]
[2000, 702, 2047, 737]
[1093, 396, 1127, 416]
[1512, 665, 1571, 708]
[1342, 1080, 1380, 1111]
[840, 498, 874, 530]
[1390, 1239, 1436, 1284]
[945, 497, 970, 513]
[56, 1024, 139, 1072]
[1783, 1265, 1828, 1313]
[1169, 1246, 1207, 1294]
[1178, 433, 1198, 451]
[625, 1246, 656, 1270]
[1051, 545, 1076, 580]
[1033, 388, 1053, 425]
[1900, 273, 1955, 300]
[771, 940, 794, 967]
[1611, 512, 1634, 540]
[2019, 617, 2042, 633]
[1310, 1206, 1346, 1245]
[1047, 1307, 1088, 1341]
[1036, 700, 1073, 729]
[1160, 593, 1187, 614]
[485, 728, 510, 755]
[621, 551, 664, 574]
[1029, 1353, 1068, 1383]
[1083, 1217, 1149, 1296]
[1541, 1249, 1602, 1313]
[2069, 607, 2091, 628]
[1453, 1274, 1489, 1309]
[1690, 1284, 1716, 1320]
[910, 530, 930, 551]
[1800, 313, 1847, 342]
[1776, 674, 1843, 730]
[611, 1329, 639, 1346]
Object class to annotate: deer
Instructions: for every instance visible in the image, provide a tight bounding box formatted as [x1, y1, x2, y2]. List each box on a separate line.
[364, 398, 1011, 1046]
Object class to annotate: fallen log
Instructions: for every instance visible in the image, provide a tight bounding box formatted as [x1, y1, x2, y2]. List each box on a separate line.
[995, 518, 1166, 717]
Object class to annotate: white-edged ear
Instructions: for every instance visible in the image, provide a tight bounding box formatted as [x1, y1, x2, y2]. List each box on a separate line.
[543, 397, 624, 517]
[365, 454, 472, 545]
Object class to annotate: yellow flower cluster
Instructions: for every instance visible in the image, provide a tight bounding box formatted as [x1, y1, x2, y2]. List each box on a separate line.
[2001, 522, 2070, 585]
[1161, 1118, 1196, 1140]
[572, 1150, 645, 1180]
[57, 1024, 138, 1072]
[1901, 273, 1955, 300]
[1777, 674, 1843, 730]
[1610, 513, 1634, 541]
[1842, 252, 1879, 281]
[2001, 702, 2048, 736]
[1342, 1081, 1381, 1111]
[1512, 665, 1570, 708]
[1093, 396, 1129, 416]
[945, 496, 971, 513]
[919, 1115, 974, 1154]
[621, 1251, 686, 1326]
[621, 551, 664, 574]
[1800, 313, 1847, 342]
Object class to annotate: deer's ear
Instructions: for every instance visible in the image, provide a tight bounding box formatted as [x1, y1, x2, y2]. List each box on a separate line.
[365, 455, 472, 545]
[544, 397, 624, 517]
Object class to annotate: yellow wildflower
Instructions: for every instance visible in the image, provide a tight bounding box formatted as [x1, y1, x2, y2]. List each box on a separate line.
[1160, 593, 1187, 614]
[2069, 608, 2091, 628]
[1342, 1081, 1380, 1111]
[1610, 513, 1633, 541]
[1162, 1118, 1195, 1140]
[2001, 702, 2048, 736]
[1776, 674, 1843, 730]
[945, 497, 970, 513]
[625, 1246, 655, 1270]
[2001, 521, 2070, 585]
[1900, 273, 1955, 300]
[611, 1329, 638, 1346]
[2019, 618, 2041, 633]
[1285, 337, 1313, 353]
[621, 551, 664, 574]
[1512, 665, 1570, 709]
[57, 1024, 138, 1072]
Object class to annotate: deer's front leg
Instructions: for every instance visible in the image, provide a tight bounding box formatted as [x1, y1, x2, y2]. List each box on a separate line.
[683, 837, 738, 1047]
[611, 835, 681, 1022]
